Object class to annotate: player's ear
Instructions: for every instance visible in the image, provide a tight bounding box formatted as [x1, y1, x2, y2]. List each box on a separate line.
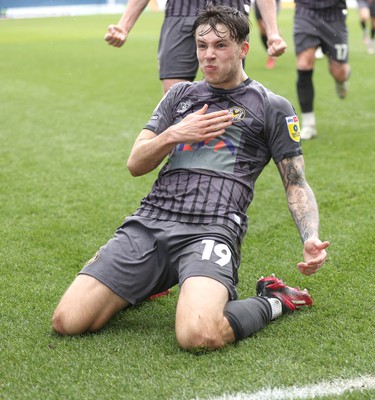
[240, 41, 250, 59]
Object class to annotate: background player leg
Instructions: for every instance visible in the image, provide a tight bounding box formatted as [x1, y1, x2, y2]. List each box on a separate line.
[296, 48, 317, 140]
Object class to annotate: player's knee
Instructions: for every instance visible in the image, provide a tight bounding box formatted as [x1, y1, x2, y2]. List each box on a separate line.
[52, 308, 69, 335]
[176, 321, 225, 351]
[52, 307, 88, 336]
[329, 63, 350, 82]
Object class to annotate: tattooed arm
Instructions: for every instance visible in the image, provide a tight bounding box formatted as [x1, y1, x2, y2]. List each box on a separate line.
[277, 155, 330, 275]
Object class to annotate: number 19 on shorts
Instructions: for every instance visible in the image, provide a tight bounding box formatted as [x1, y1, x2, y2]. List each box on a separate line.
[201, 239, 232, 267]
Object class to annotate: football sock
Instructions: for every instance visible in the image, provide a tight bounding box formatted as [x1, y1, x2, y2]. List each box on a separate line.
[297, 69, 314, 113]
[224, 297, 272, 341]
[302, 111, 316, 128]
[267, 297, 283, 320]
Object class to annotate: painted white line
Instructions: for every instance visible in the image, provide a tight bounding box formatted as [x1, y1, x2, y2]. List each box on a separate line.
[205, 376, 375, 400]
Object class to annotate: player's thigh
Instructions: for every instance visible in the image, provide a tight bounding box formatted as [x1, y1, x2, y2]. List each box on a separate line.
[320, 20, 349, 63]
[296, 47, 316, 70]
[175, 276, 231, 348]
[173, 224, 240, 301]
[80, 217, 176, 304]
[359, 7, 370, 19]
[294, 15, 320, 57]
[176, 276, 229, 325]
[53, 274, 128, 334]
[173, 225, 239, 345]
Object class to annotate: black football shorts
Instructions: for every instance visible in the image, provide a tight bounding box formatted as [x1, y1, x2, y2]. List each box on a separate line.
[158, 16, 198, 80]
[79, 216, 240, 304]
[294, 11, 349, 63]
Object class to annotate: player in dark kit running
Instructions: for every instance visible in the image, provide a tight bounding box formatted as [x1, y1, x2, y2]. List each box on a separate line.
[53, 6, 329, 350]
[293, 0, 351, 140]
[356, 0, 375, 53]
[105, 0, 287, 93]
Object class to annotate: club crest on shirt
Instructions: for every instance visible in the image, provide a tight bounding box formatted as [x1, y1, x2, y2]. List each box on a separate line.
[228, 106, 246, 122]
[177, 99, 193, 113]
[285, 115, 300, 142]
[85, 250, 100, 266]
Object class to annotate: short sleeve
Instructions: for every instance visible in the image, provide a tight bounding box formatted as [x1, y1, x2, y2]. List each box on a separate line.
[263, 93, 302, 164]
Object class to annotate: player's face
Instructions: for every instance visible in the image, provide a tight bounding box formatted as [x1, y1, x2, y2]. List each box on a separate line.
[195, 24, 248, 89]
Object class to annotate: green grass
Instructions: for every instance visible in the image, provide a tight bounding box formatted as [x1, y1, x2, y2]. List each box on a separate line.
[0, 8, 374, 400]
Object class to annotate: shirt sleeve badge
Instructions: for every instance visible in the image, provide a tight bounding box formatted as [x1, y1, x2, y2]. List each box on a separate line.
[285, 115, 301, 142]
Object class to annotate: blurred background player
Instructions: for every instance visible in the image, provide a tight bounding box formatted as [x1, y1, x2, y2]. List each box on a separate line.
[293, 0, 351, 140]
[254, 0, 281, 69]
[369, 0, 375, 54]
[104, 0, 287, 94]
[357, 0, 371, 44]
[356, 0, 375, 54]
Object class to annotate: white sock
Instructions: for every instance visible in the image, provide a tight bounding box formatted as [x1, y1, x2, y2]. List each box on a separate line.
[267, 297, 283, 320]
[302, 112, 316, 128]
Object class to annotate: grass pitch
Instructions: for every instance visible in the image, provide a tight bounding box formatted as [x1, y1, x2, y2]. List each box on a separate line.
[0, 8, 374, 400]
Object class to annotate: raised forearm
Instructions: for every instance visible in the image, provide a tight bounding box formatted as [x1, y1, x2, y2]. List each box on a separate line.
[287, 182, 320, 243]
[277, 156, 320, 242]
[117, 0, 150, 34]
[127, 129, 176, 177]
[255, 0, 286, 56]
[255, 0, 279, 38]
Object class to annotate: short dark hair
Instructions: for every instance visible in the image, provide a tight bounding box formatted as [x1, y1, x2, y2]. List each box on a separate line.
[192, 5, 250, 44]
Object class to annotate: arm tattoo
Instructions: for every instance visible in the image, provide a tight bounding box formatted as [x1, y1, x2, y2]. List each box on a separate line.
[277, 156, 320, 243]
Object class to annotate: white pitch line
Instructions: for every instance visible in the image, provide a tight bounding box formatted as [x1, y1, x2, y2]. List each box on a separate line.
[204, 376, 375, 400]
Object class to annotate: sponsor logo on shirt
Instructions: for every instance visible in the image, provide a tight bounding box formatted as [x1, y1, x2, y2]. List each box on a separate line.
[176, 138, 235, 155]
[285, 115, 300, 142]
[169, 125, 242, 173]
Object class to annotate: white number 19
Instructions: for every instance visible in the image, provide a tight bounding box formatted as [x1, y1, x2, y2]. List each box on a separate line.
[201, 239, 231, 267]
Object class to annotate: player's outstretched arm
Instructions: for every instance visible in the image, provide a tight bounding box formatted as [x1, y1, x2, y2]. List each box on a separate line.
[255, 0, 287, 56]
[127, 104, 232, 176]
[104, 0, 150, 47]
[276, 155, 329, 275]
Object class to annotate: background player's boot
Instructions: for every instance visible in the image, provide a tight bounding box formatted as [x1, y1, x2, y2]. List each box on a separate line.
[256, 274, 313, 313]
[336, 81, 349, 99]
[266, 56, 276, 69]
[336, 68, 351, 99]
[300, 125, 317, 140]
[368, 39, 374, 54]
[300, 112, 317, 140]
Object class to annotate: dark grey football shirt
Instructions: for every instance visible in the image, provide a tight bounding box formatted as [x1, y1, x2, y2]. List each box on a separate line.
[133, 79, 302, 242]
[165, 0, 251, 17]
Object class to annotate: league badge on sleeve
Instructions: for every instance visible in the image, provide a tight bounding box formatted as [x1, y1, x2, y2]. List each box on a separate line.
[285, 115, 301, 142]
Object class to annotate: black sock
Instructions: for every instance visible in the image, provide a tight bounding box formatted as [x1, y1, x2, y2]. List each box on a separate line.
[297, 69, 314, 113]
[224, 297, 272, 341]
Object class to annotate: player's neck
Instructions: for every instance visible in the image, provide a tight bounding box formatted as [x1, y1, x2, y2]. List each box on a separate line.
[209, 70, 248, 90]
